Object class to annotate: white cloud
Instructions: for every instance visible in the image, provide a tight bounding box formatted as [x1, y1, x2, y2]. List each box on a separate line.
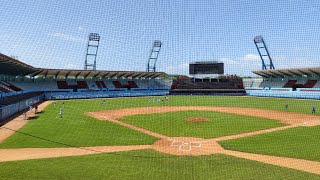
[49, 32, 86, 43]
[242, 54, 260, 61]
[218, 58, 237, 65]
[163, 63, 189, 75]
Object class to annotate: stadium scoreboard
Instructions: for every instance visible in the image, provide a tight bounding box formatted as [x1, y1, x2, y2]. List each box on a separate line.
[189, 61, 224, 75]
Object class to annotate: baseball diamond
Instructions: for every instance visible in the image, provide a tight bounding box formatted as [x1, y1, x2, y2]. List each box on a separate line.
[1, 1, 320, 179]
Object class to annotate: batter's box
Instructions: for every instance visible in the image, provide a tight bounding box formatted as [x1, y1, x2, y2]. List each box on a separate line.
[190, 142, 202, 147]
[171, 140, 183, 146]
[179, 142, 192, 151]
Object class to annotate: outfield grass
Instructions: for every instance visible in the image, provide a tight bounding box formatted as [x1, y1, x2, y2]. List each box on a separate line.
[1, 96, 319, 148]
[0, 150, 319, 179]
[120, 110, 286, 138]
[220, 125, 320, 162]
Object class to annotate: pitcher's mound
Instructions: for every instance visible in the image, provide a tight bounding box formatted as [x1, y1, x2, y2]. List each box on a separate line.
[185, 117, 208, 122]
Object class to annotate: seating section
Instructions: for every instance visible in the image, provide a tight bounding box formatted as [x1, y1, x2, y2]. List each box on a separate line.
[2, 79, 169, 93]
[77, 81, 89, 89]
[0, 86, 11, 93]
[57, 81, 69, 89]
[314, 81, 320, 88]
[112, 81, 123, 88]
[283, 80, 297, 88]
[246, 78, 320, 100]
[171, 78, 244, 90]
[258, 80, 286, 88]
[0, 81, 22, 91]
[128, 81, 139, 88]
[256, 79, 319, 89]
[304, 80, 317, 88]
[95, 81, 107, 88]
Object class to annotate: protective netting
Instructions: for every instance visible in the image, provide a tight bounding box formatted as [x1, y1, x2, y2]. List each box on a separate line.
[1, 1, 320, 179]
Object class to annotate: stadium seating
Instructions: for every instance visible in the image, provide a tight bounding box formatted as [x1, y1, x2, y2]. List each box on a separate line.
[128, 81, 139, 88]
[303, 80, 317, 88]
[0, 86, 11, 93]
[95, 81, 107, 88]
[0, 81, 22, 91]
[283, 80, 297, 88]
[77, 81, 89, 89]
[112, 81, 123, 88]
[57, 81, 69, 89]
[1, 81, 22, 91]
[2, 79, 170, 99]
[171, 78, 242, 90]
[245, 77, 320, 100]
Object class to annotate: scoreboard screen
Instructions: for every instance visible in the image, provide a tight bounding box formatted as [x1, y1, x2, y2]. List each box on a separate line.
[189, 62, 224, 75]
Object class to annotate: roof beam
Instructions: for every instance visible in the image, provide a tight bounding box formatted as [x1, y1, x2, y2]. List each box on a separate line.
[149, 73, 161, 79]
[297, 70, 312, 77]
[308, 69, 320, 76]
[269, 71, 285, 78]
[101, 72, 111, 78]
[117, 72, 127, 79]
[55, 70, 61, 78]
[278, 70, 294, 77]
[287, 70, 303, 77]
[92, 71, 102, 78]
[74, 71, 83, 79]
[144, 73, 156, 79]
[109, 72, 119, 79]
[258, 71, 277, 78]
[123, 72, 135, 78]
[83, 71, 92, 79]
[65, 71, 72, 79]
[271, 71, 288, 77]
[27, 69, 44, 77]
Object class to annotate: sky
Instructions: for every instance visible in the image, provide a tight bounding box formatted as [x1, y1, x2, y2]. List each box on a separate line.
[1, 0, 320, 76]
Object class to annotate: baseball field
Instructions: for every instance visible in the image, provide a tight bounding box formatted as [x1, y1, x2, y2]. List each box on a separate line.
[0, 96, 320, 179]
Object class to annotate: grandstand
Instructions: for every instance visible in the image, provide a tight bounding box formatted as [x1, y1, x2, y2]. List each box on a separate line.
[0, 53, 170, 122]
[244, 67, 320, 99]
[170, 75, 245, 95]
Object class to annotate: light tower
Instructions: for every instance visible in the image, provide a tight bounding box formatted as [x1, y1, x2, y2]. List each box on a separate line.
[84, 33, 100, 70]
[254, 36, 275, 70]
[146, 40, 162, 72]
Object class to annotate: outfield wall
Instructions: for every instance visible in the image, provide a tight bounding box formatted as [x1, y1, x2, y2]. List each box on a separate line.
[0, 94, 44, 122]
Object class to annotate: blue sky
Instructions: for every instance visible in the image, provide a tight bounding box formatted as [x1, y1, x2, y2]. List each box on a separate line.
[1, 0, 320, 76]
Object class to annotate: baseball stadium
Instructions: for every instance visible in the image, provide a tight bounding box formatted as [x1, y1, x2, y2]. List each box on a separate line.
[1, 1, 320, 179]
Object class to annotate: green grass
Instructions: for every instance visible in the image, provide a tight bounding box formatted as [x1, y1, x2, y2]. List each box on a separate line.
[0, 150, 319, 180]
[120, 110, 286, 138]
[1, 96, 319, 148]
[0, 100, 158, 148]
[220, 125, 320, 162]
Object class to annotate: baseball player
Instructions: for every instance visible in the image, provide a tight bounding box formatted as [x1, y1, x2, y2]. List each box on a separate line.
[312, 105, 316, 114]
[23, 112, 27, 120]
[59, 107, 63, 118]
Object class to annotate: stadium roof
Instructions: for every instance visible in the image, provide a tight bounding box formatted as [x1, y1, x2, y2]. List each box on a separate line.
[0, 53, 36, 76]
[253, 67, 320, 78]
[27, 69, 164, 79]
[0, 53, 165, 79]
